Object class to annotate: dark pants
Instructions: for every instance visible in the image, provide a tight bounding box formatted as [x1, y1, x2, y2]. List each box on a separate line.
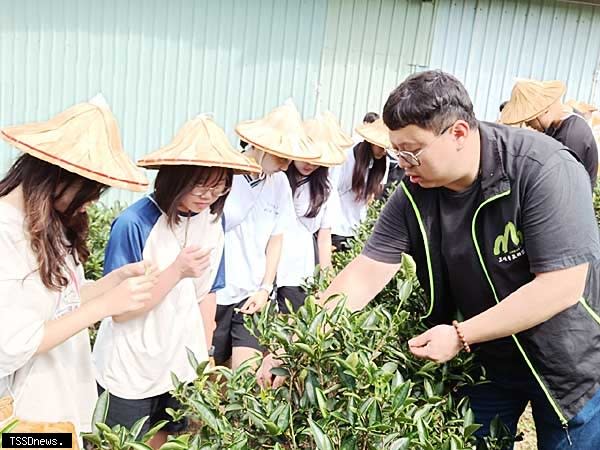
[212, 298, 262, 366]
[276, 286, 307, 314]
[331, 234, 352, 252]
[96, 384, 187, 434]
[458, 362, 600, 449]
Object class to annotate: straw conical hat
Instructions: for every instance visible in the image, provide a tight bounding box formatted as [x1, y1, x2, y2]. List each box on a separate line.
[235, 100, 320, 160]
[321, 111, 354, 148]
[355, 118, 391, 149]
[294, 116, 347, 167]
[137, 115, 261, 174]
[0, 95, 148, 192]
[500, 79, 566, 125]
[567, 99, 598, 114]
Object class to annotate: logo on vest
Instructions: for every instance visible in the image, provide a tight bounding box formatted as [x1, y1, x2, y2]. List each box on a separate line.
[493, 221, 525, 263]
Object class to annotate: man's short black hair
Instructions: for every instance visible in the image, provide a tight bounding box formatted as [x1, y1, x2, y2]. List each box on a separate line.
[383, 70, 478, 134]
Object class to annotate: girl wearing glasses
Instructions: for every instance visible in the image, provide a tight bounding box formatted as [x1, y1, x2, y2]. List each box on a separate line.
[92, 116, 260, 448]
[331, 118, 391, 251]
[276, 116, 348, 313]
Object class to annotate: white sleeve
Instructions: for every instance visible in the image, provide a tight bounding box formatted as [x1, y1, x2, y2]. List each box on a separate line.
[320, 189, 341, 230]
[272, 178, 295, 236]
[381, 157, 391, 185]
[0, 228, 47, 378]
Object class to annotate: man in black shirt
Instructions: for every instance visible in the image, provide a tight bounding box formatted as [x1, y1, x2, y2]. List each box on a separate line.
[501, 79, 598, 187]
[259, 70, 600, 449]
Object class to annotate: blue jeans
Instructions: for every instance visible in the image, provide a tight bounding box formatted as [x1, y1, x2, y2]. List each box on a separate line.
[459, 362, 600, 449]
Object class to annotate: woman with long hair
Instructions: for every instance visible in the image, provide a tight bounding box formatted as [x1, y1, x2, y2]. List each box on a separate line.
[331, 118, 391, 250]
[276, 116, 348, 312]
[0, 98, 155, 435]
[92, 116, 260, 448]
[213, 101, 320, 370]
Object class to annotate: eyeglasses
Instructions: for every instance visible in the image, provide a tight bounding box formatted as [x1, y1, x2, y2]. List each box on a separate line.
[190, 184, 231, 198]
[389, 124, 453, 168]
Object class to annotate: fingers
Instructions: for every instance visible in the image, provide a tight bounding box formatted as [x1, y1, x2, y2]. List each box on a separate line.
[185, 246, 212, 259]
[409, 342, 433, 360]
[143, 261, 158, 277]
[257, 365, 271, 388]
[272, 375, 286, 389]
[408, 330, 431, 348]
[239, 301, 257, 314]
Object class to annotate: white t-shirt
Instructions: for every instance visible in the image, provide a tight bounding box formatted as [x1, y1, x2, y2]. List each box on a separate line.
[331, 146, 390, 237]
[217, 173, 294, 305]
[0, 202, 97, 434]
[93, 197, 224, 399]
[277, 181, 340, 287]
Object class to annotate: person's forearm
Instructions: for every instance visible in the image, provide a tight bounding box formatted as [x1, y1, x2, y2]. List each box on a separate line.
[317, 228, 332, 269]
[80, 270, 123, 303]
[460, 264, 588, 345]
[36, 299, 106, 354]
[199, 292, 217, 349]
[262, 235, 283, 288]
[319, 254, 399, 311]
[112, 264, 181, 322]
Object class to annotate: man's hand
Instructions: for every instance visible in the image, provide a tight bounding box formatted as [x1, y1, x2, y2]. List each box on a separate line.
[408, 325, 463, 363]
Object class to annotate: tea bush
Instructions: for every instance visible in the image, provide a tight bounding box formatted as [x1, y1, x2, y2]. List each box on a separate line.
[85, 202, 125, 281]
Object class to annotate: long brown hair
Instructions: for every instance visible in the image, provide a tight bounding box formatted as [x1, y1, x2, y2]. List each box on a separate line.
[286, 163, 331, 218]
[0, 154, 107, 291]
[153, 165, 233, 226]
[351, 141, 387, 202]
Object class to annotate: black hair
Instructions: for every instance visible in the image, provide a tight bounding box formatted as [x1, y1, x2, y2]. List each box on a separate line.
[286, 163, 331, 218]
[362, 112, 380, 123]
[383, 70, 478, 133]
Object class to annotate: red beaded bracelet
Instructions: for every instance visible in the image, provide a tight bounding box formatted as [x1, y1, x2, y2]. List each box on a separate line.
[452, 320, 471, 353]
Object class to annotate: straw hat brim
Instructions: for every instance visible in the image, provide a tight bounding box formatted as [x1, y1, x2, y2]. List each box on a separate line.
[293, 142, 346, 167]
[137, 158, 261, 174]
[235, 124, 320, 161]
[321, 111, 354, 148]
[234, 101, 321, 160]
[137, 116, 262, 174]
[355, 119, 391, 149]
[1, 131, 148, 191]
[501, 80, 566, 125]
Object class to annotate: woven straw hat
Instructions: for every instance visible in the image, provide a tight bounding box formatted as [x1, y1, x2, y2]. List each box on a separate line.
[500, 79, 566, 125]
[0, 95, 148, 192]
[321, 111, 354, 148]
[235, 100, 320, 161]
[355, 118, 391, 149]
[294, 115, 347, 167]
[566, 99, 598, 114]
[137, 115, 261, 174]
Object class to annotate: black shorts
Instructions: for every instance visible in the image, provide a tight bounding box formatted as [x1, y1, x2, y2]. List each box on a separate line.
[97, 385, 187, 434]
[212, 298, 262, 365]
[332, 234, 352, 252]
[276, 286, 307, 314]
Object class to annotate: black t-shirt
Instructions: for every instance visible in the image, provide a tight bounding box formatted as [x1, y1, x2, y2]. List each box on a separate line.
[546, 114, 598, 187]
[438, 179, 520, 364]
[362, 125, 598, 369]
